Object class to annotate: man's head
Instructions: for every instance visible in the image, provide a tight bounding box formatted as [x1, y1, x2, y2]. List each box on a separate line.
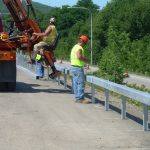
[79, 35, 89, 47]
[49, 17, 56, 25]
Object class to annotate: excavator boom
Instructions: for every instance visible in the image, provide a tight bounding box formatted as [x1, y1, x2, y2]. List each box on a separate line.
[3, 0, 40, 33]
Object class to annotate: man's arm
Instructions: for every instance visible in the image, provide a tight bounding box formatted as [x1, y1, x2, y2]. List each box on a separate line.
[33, 26, 52, 37]
[77, 49, 88, 62]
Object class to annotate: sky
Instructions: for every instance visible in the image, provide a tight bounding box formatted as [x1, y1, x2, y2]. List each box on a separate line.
[32, 0, 111, 8]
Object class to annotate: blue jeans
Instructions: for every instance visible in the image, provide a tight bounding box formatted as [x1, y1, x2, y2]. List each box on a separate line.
[36, 61, 44, 78]
[71, 66, 85, 100]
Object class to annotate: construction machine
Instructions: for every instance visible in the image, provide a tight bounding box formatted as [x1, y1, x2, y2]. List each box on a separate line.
[0, 0, 55, 91]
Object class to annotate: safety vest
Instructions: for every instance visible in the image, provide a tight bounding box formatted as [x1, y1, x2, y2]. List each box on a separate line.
[36, 54, 42, 61]
[43, 25, 57, 45]
[71, 44, 85, 67]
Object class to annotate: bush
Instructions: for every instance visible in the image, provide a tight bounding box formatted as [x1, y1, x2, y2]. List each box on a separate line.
[96, 47, 124, 84]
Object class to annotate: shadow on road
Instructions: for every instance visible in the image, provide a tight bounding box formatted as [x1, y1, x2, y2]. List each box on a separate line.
[85, 95, 150, 129]
[15, 82, 71, 94]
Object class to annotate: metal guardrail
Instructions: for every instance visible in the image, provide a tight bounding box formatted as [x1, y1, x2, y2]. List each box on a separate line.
[16, 52, 71, 89]
[86, 76, 150, 131]
[17, 52, 150, 131]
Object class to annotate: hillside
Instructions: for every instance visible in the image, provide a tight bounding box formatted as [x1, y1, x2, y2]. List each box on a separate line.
[0, 0, 52, 14]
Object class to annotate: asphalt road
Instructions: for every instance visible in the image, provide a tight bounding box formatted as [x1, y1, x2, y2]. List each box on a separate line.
[0, 68, 150, 150]
[124, 74, 150, 89]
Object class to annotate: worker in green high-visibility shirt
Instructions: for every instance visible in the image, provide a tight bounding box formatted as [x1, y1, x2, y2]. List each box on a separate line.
[35, 53, 46, 80]
[70, 35, 91, 104]
[32, 17, 59, 79]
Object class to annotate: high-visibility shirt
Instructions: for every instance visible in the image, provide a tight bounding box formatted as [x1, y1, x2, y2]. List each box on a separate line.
[43, 25, 58, 45]
[70, 44, 85, 67]
[36, 54, 42, 61]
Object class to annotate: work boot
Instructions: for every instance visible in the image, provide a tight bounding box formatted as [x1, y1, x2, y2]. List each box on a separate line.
[36, 76, 39, 80]
[49, 71, 60, 79]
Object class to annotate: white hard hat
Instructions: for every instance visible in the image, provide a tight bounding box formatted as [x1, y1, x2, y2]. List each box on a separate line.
[49, 17, 56, 23]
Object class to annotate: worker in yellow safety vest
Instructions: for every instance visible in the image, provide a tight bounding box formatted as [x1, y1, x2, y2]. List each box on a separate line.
[70, 35, 91, 104]
[35, 53, 45, 80]
[32, 17, 59, 79]
[33, 17, 58, 53]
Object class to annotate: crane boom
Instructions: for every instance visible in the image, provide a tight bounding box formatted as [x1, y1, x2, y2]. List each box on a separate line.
[3, 0, 40, 33]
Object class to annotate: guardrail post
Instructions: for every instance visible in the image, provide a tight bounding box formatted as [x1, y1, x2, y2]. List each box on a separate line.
[33, 64, 36, 74]
[105, 89, 109, 111]
[64, 69, 67, 89]
[21, 55, 24, 67]
[143, 104, 148, 131]
[71, 77, 74, 93]
[47, 67, 50, 80]
[91, 83, 95, 103]
[58, 72, 60, 85]
[121, 96, 127, 119]
[31, 64, 33, 72]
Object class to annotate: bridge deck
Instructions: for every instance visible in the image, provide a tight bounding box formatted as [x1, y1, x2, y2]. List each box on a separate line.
[0, 68, 149, 150]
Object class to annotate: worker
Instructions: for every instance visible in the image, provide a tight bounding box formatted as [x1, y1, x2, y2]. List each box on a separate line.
[70, 35, 91, 104]
[32, 17, 59, 79]
[35, 53, 45, 80]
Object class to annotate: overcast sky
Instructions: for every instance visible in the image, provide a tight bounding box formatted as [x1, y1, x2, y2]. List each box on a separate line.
[33, 0, 111, 8]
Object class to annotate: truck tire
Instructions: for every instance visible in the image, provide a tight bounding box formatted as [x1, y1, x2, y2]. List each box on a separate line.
[0, 83, 7, 91]
[7, 82, 16, 91]
[0, 82, 16, 92]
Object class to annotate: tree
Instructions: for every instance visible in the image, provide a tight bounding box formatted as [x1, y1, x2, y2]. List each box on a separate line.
[96, 26, 125, 84]
[76, 0, 99, 10]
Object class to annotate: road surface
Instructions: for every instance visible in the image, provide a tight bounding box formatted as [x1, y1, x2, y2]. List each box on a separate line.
[0, 68, 150, 150]
[124, 74, 150, 89]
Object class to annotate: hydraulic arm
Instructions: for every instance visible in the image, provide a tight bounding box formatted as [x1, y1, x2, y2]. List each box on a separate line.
[3, 0, 41, 51]
[3, 0, 40, 33]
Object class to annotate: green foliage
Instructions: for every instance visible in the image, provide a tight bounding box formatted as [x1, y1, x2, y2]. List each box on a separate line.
[97, 48, 124, 84]
[93, 0, 150, 77]
[76, 0, 99, 10]
[0, 0, 52, 14]
[128, 35, 150, 74]
[95, 26, 129, 84]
